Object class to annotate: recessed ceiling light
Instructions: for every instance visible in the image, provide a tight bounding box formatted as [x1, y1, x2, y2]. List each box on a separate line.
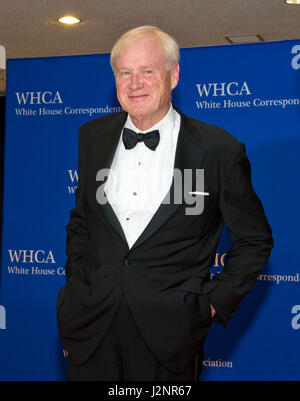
[225, 34, 264, 44]
[286, 0, 300, 4]
[58, 16, 80, 25]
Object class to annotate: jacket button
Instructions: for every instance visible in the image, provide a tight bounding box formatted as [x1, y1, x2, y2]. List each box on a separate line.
[124, 258, 130, 266]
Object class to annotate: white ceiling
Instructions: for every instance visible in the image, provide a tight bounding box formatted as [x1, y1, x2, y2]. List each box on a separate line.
[0, 0, 300, 93]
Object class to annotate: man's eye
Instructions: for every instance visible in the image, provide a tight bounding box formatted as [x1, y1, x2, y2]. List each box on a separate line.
[120, 71, 130, 76]
[143, 70, 152, 75]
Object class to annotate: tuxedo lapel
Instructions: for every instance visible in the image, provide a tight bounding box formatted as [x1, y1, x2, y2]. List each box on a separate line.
[131, 112, 206, 250]
[96, 112, 127, 174]
[96, 112, 129, 244]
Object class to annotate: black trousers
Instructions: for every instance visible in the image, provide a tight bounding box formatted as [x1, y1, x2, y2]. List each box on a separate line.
[68, 295, 203, 381]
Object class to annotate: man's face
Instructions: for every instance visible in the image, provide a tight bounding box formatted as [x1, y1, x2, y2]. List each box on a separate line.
[114, 36, 179, 126]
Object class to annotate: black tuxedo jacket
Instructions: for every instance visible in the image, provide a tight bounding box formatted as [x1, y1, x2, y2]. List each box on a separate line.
[57, 108, 273, 373]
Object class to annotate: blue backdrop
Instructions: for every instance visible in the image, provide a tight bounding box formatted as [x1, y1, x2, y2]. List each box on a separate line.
[1, 40, 299, 381]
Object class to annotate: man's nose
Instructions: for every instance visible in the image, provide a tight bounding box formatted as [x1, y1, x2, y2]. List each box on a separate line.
[129, 73, 143, 89]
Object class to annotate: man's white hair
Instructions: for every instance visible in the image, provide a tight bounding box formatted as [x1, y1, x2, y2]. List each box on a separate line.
[110, 25, 180, 72]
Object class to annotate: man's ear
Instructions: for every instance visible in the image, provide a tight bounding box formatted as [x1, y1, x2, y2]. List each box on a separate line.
[171, 62, 180, 90]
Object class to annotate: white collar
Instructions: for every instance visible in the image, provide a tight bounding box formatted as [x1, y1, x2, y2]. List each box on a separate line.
[125, 105, 175, 136]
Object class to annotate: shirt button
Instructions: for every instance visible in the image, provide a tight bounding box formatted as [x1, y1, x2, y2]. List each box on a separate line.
[138, 161, 141, 166]
[133, 192, 137, 196]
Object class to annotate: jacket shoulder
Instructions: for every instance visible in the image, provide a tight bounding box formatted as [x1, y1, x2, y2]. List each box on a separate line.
[180, 111, 242, 152]
[79, 111, 126, 137]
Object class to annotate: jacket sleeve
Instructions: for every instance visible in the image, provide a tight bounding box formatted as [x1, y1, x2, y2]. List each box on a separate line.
[65, 126, 88, 281]
[207, 142, 274, 326]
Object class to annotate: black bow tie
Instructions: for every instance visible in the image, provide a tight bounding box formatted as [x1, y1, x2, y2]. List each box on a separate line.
[122, 128, 160, 151]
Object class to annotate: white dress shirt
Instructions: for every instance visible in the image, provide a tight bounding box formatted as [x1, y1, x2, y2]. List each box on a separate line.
[104, 105, 181, 248]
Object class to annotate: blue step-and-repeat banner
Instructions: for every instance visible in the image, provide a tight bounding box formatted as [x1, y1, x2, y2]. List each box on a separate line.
[0, 40, 299, 381]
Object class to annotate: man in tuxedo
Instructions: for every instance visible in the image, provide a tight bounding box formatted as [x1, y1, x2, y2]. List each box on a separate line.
[57, 26, 273, 381]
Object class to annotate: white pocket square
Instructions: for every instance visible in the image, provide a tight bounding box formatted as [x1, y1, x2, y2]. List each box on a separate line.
[189, 191, 209, 196]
